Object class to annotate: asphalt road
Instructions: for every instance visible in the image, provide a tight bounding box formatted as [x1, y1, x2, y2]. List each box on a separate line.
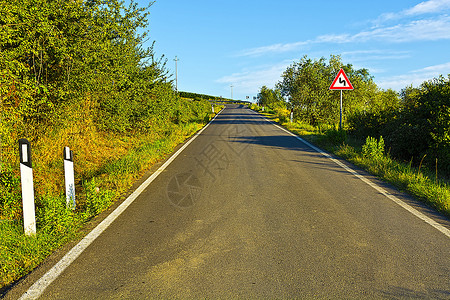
[7, 105, 450, 299]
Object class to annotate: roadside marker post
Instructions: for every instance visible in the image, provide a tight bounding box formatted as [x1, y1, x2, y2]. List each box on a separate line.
[329, 69, 354, 130]
[64, 147, 76, 209]
[19, 139, 36, 236]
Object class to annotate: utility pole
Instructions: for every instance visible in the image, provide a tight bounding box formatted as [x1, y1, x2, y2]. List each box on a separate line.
[230, 84, 233, 100]
[174, 56, 179, 92]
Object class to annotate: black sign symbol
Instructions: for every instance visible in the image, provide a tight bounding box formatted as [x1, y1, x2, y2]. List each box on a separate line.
[339, 77, 346, 86]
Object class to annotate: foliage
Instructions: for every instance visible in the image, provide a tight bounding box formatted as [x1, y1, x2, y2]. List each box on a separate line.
[82, 178, 116, 217]
[362, 136, 385, 160]
[0, 166, 22, 220]
[0, 0, 179, 135]
[179, 91, 226, 102]
[335, 143, 449, 216]
[0, 0, 219, 290]
[277, 55, 378, 126]
[348, 75, 450, 176]
[325, 129, 347, 145]
[256, 86, 286, 110]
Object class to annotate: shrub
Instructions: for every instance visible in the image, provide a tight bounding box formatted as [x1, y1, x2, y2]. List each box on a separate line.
[274, 107, 290, 124]
[325, 129, 347, 145]
[362, 136, 385, 160]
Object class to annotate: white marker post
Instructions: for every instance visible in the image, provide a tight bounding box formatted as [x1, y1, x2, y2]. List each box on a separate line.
[329, 69, 354, 130]
[19, 139, 36, 236]
[290, 108, 294, 123]
[64, 147, 76, 209]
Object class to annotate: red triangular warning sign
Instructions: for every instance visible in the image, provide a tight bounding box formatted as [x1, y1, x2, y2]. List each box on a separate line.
[330, 69, 354, 90]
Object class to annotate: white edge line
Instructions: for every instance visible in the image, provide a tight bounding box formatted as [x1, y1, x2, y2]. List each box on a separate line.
[253, 110, 450, 239]
[19, 109, 225, 300]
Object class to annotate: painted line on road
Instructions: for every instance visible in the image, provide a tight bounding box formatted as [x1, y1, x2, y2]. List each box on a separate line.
[19, 109, 225, 300]
[251, 109, 450, 239]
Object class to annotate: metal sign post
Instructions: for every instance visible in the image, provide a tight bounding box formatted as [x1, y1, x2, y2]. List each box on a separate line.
[329, 69, 354, 130]
[340, 90, 343, 130]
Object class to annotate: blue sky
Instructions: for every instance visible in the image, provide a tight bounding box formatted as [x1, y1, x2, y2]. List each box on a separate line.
[141, 0, 450, 101]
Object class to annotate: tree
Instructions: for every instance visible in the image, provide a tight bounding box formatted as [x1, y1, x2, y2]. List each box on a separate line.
[277, 55, 378, 126]
[256, 86, 285, 109]
[0, 0, 179, 133]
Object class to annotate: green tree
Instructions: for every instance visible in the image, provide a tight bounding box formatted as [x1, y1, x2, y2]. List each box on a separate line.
[0, 0, 181, 134]
[256, 86, 285, 109]
[277, 55, 377, 126]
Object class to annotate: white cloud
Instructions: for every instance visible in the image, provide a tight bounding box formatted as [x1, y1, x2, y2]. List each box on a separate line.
[237, 1, 450, 58]
[341, 50, 411, 62]
[377, 62, 450, 90]
[354, 16, 450, 42]
[216, 62, 292, 94]
[238, 16, 450, 57]
[237, 41, 308, 57]
[322, 15, 450, 43]
[405, 0, 450, 16]
[375, 0, 450, 24]
[413, 61, 450, 75]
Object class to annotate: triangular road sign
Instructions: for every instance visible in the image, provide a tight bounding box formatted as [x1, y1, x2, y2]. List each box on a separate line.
[330, 69, 354, 90]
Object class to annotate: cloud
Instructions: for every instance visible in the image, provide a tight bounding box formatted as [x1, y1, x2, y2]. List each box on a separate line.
[375, 0, 450, 24]
[238, 16, 450, 57]
[413, 61, 450, 75]
[405, 0, 450, 16]
[237, 41, 308, 57]
[216, 62, 292, 94]
[377, 61, 450, 90]
[341, 50, 411, 62]
[237, 1, 450, 57]
[352, 15, 450, 42]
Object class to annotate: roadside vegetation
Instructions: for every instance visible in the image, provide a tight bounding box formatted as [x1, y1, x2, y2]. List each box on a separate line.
[1, 0, 449, 292]
[253, 55, 450, 217]
[0, 0, 222, 290]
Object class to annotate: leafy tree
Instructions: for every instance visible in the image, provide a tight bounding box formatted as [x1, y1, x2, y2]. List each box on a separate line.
[0, 0, 184, 134]
[256, 86, 285, 109]
[277, 55, 378, 126]
[348, 74, 450, 176]
[398, 76, 450, 173]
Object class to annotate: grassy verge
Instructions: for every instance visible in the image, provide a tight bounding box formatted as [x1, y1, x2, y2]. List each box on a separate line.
[0, 108, 222, 291]
[253, 106, 450, 217]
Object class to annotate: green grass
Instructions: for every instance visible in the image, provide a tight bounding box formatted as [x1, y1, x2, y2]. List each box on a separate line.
[335, 143, 450, 215]
[253, 106, 450, 217]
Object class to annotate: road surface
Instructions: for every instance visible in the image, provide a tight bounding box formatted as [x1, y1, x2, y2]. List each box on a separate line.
[7, 105, 450, 299]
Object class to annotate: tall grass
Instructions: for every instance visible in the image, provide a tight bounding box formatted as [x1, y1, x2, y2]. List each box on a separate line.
[336, 143, 450, 215]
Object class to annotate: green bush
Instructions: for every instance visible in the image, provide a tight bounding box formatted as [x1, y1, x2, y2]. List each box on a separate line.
[347, 76, 450, 176]
[82, 179, 116, 218]
[325, 129, 347, 145]
[0, 167, 22, 220]
[362, 136, 385, 160]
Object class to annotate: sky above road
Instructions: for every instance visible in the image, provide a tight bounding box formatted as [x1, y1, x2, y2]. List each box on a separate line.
[141, 0, 450, 101]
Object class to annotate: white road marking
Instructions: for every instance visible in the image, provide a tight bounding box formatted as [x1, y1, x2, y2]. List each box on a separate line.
[255, 110, 450, 238]
[19, 109, 224, 300]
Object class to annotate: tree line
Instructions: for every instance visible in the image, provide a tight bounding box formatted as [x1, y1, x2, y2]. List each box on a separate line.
[257, 55, 450, 176]
[0, 0, 213, 140]
[179, 91, 224, 102]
